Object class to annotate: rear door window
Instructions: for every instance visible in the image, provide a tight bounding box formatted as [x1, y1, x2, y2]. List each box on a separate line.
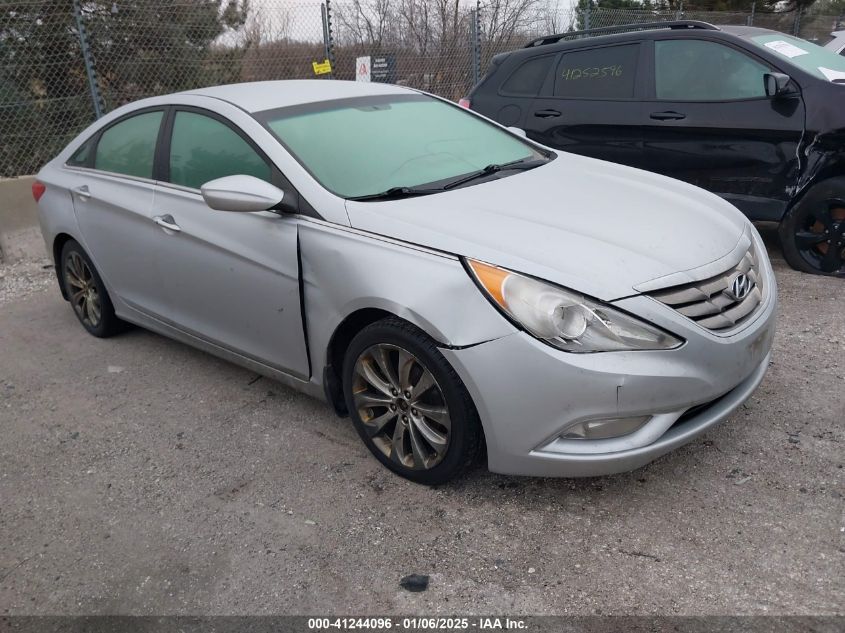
[94, 111, 163, 179]
[501, 56, 555, 96]
[553, 44, 640, 99]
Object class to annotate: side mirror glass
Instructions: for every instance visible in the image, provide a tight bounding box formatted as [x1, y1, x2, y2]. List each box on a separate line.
[507, 126, 527, 138]
[200, 175, 285, 213]
[764, 72, 795, 98]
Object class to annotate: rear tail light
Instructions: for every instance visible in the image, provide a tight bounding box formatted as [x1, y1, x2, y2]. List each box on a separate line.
[458, 98, 471, 109]
[32, 181, 46, 202]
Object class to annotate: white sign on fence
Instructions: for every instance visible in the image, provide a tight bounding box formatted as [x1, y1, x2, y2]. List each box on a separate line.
[356, 56, 371, 82]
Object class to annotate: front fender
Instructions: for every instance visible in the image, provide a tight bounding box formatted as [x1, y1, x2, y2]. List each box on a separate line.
[298, 220, 515, 381]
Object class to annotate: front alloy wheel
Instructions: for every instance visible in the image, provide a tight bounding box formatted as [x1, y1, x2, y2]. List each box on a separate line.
[352, 343, 451, 470]
[343, 317, 481, 484]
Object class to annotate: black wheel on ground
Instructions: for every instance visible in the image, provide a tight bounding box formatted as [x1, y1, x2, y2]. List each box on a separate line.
[60, 239, 126, 337]
[779, 181, 845, 276]
[342, 317, 482, 485]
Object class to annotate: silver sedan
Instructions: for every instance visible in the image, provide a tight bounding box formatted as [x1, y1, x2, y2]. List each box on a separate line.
[34, 80, 777, 484]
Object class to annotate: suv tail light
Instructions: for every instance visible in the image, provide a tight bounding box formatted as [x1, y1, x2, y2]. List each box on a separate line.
[458, 98, 471, 109]
[32, 181, 46, 202]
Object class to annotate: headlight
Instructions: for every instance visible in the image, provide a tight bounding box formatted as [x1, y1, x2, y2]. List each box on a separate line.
[466, 259, 683, 353]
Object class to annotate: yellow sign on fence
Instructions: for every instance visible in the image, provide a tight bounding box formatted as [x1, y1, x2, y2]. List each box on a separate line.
[312, 59, 332, 75]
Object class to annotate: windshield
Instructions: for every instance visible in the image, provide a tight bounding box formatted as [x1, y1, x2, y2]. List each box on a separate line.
[750, 33, 845, 82]
[257, 94, 545, 198]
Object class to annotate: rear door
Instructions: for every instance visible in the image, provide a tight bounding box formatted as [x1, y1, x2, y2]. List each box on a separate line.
[640, 36, 805, 220]
[69, 108, 169, 318]
[150, 107, 310, 378]
[527, 41, 648, 169]
[472, 54, 557, 128]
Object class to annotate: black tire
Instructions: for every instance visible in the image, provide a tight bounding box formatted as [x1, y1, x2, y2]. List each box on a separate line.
[342, 317, 482, 485]
[778, 180, 845, 276]
[60, 240, 126, 338]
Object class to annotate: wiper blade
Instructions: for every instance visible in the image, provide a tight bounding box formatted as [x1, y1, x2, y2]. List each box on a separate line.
[443, 158, 548, 190]
[348, 186, 441, 201]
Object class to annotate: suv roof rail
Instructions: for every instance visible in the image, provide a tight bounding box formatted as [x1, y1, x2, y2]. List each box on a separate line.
[524, 20, 720, 48]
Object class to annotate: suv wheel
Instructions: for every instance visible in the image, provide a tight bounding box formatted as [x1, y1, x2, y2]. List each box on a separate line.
[779, 182, 845, 276]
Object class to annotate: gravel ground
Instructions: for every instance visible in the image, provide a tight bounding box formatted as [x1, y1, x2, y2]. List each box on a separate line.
[0, 228, 843, 616]
[0, 258, 53, 305]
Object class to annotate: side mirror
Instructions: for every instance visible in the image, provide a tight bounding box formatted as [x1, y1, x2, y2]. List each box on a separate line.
[200, 175, 285, 213]
[764, 72, 796, 98]
[507, 126, 527, 138]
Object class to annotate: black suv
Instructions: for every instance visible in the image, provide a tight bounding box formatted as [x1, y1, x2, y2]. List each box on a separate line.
[466, 21, 845, 276]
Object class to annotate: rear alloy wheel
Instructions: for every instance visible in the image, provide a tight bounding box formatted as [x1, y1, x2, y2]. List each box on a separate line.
[343, 318, 481, 484]
[61, 240, 125, 337]
[780, 189, 845, 276]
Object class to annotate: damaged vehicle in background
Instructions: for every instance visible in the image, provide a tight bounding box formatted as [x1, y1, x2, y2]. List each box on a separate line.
[35, 80, 776, 484]
[465, 21, 845, 276]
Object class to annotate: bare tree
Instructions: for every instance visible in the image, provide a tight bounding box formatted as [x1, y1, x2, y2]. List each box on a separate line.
[336, 0, 396, 49]
[480, 0, 542, 48]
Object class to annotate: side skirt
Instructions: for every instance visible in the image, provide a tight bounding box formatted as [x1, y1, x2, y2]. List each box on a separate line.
[114, 302, 326, 402]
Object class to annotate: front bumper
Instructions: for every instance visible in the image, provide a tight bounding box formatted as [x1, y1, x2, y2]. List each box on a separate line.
[441, 273, 777, 478]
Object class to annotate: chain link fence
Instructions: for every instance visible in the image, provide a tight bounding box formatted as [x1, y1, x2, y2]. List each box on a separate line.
[2, 0, 844, 178]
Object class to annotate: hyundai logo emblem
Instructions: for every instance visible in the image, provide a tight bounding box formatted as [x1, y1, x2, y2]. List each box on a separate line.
[728, 273, 752, 301]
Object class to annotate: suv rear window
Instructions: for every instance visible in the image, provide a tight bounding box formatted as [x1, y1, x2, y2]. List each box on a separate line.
[553, 44, 639, 99]
[501, 56, 554, 96]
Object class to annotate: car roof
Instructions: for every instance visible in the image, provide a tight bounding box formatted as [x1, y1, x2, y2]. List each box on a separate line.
[505, 23, 779, 61]
[180, 80, 413, 113]
[719, 25, 779, 38]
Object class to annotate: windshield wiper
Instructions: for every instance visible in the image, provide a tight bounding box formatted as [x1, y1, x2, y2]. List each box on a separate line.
[443, 158, 548, 190]
[348, 186, 441, 202]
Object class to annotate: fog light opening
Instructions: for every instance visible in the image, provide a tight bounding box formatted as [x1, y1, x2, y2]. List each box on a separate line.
[560, 415, 652, 440]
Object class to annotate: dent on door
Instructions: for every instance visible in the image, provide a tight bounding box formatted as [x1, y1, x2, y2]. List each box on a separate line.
[150, 185, 310, 379]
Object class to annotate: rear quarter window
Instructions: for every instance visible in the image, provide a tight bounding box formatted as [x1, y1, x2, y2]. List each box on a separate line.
[500, 56, 555, 96]
[553, 44, 640, 99]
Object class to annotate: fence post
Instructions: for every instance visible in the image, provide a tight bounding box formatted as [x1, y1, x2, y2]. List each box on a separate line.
[676, 0, 684, 20]
[470, 3, 481, 86]
[322, 0, 336, 77]
[792, 6, 802, 36]
[584, 0, 591, 31]
[748, 1, 756, 27]
[72, 0, 104, 119]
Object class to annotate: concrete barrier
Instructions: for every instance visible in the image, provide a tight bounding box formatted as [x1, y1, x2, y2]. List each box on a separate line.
[0, 176, 47, 263]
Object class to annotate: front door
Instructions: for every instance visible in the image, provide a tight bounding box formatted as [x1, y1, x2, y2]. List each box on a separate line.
[150, 109, 309, 378]
[641, 37, 805, 221]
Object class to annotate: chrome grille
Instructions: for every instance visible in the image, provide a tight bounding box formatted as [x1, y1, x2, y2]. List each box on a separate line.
[649, 245, 764, 332]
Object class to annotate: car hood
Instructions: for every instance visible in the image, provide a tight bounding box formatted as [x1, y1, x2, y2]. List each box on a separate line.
[344, 153, 748, 301]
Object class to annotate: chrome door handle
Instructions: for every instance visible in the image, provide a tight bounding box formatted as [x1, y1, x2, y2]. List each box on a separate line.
[72, 185, 91, 200]
[153, 214, 181, 233]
